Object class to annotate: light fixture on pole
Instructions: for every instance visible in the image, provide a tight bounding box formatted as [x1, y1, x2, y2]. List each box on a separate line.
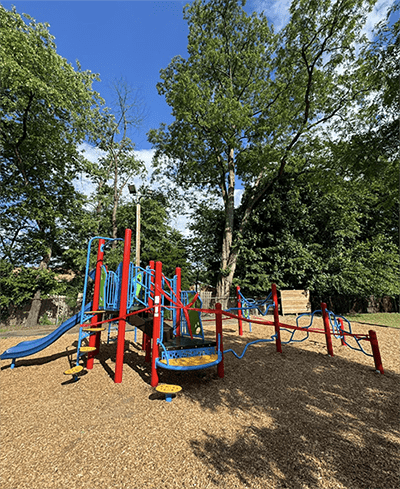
[128, 184, 141, 268]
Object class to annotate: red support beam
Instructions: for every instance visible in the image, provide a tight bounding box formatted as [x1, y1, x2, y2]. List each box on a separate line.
[151, 261, 162, 387]
[215, 303, 224, 378]
[175, 267, 181, 337]
[369, 330, 384, 374]
[236, 286, 243, 336]
[338, 318, 346, 346]
[87, 239, 105, 370]
[321, 302, 334, 357]
[114, 229, 132, 383]
[271, 283, 282, 353]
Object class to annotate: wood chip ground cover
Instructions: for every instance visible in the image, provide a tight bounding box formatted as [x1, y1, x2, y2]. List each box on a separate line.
[1, 316, 399, 489]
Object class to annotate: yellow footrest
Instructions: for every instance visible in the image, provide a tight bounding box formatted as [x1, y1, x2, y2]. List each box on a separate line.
[81, 327, 105, 332]
[80, 346, 97, 353]
[64, 365, 84, 375]
[86, 310, 106, 314]
[159, 354, 218, 367]
[156, 384, 182, 394]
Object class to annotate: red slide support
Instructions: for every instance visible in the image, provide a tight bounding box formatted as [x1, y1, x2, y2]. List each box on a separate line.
[114, 228, 132, 383]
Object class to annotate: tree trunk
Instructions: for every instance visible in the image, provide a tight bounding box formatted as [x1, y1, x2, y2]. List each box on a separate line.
[216, 149, 237, 310]
[111, 154, 119, 248]
[25, 248, 52, 328]
[25, 289, 42, 328]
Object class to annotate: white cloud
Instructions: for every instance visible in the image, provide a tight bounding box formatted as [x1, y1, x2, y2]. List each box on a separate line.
[363, 0, 393, 40]
[235, 188, 244, 208]
[249, 0, 292, 31]
[249, 0, 392, 38]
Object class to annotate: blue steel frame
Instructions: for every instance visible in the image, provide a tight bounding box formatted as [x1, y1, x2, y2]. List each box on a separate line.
[156, 334, 222, 371]
[80, 236, 124, 325]
[227, 290, 274, 332]
[282, 309, 374, 357]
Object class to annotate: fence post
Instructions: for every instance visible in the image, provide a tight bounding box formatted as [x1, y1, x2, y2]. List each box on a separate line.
[271, 283, 282, 353]
[369, 330, 384, 374]
[236, 286, 243, 336]
[215, 303, 224, 378]
[87, 239, 105, 370]
[321, 303, 334, 357]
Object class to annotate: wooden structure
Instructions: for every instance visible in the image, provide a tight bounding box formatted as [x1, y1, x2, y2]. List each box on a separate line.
[280, 289, 311, 316]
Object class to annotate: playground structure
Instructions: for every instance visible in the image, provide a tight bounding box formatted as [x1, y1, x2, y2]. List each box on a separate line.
[1, 228, 385, 384]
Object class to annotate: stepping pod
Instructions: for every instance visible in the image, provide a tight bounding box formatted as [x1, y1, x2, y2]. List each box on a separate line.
[155, 384, 182, 403]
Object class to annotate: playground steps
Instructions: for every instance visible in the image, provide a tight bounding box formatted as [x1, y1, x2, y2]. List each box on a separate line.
[79, 346, 97, 353]
[64, 365, 84, 375]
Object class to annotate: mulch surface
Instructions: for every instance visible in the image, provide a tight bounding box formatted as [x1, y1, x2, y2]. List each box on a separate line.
[1, 315, 399, 489]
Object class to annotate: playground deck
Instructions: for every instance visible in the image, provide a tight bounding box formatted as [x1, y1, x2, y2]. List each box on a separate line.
[1, 316, 399, 489]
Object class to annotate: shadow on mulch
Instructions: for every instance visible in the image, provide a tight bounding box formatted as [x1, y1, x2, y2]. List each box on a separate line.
[176, 335, 398, 489]
[0, 347, 76, 371]
[89, 332, 399, 489]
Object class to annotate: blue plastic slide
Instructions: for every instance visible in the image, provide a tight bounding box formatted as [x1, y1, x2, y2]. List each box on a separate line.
[0, 302, 92, 364]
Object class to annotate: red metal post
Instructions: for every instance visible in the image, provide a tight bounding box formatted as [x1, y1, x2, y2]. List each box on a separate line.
[114, 229, 132, 384]
[150, 261, 162, 387]
[175, 267, 181, 337]
[215, 303, 224, 378]
[236, 286, 243, 336]
[338, 318, 346, 346]
[369, 330, 384, 374]
[321, 302, 334, 357]
[271, 283, 282, 353]
[87, 239, 105, 370]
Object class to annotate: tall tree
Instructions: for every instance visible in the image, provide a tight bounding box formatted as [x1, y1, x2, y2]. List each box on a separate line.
[149, 0, 378, 307]
[89, 78, 146, 242]
[0, 6, 102, 325]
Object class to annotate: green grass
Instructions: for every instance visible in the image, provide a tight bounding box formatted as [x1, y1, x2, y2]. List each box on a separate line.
[347, 312, 400, 328]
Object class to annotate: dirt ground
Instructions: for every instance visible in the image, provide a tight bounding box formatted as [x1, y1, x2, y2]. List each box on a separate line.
[1, 315, 399, 489]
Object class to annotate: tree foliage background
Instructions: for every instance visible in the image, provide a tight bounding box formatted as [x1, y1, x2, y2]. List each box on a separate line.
[0, 1, 398, 323]
[149, 0, 398, 308]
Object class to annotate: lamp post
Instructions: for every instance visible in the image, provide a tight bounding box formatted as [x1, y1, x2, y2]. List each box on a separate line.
[128, 185, 152, 268]
[128, 184, 141, 267]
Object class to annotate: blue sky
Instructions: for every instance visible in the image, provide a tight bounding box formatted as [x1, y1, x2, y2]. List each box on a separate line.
[2, 0, 393, 152]
[2, 0, 394, 231]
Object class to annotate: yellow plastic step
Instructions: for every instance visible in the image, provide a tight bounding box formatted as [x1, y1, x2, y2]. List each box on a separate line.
[79, 346, 97, 353]
[159, 354, 218, 367]
[156, 384, 182, 394]
[81, 327, 105, 332]
[86, 310, 106, 314]
[64, 365, 84, 375]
